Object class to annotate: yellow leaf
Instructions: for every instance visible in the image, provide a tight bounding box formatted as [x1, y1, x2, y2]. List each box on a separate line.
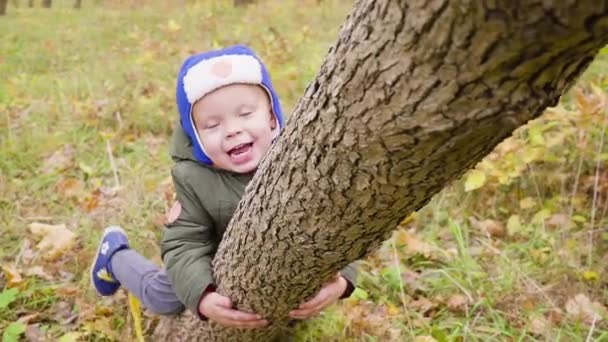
[1, 264, 24, 288]
[519, 197, 536, 210]
[128, 293, 145, 342]
[28, 223, 76, 260]
[464, 169, 486, 192]
[166, 19, 181, 33]
[582, 270, 599, 282]
[507, 215, 522, 235]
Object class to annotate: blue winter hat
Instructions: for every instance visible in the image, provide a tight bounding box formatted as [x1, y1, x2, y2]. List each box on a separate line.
[176, 45, 285, 165]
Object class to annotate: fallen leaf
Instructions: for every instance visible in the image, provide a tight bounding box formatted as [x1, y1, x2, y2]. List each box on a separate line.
[519, 197, 537, 210]
[58, 332, 83, 342]
[507, 215, 522, 236]
[25, 324, 45, 342]
[446, 294, 468, 313]
[28, 223, 76, 260]
[582, 270, 599, 282]
[1, 264, 25, 288]
[24, 266, 53, 281]
[55, 285, 80, 297]
[41, 145, 74, 174]
[395, 230, 435, 258]
[409, 297, 436, 315]
[464, 169, 486, 192]
[55, 178, 85, 199]
[469, 217, 505, 238]
[528, 313, 551, 337]
[565, 293, 606, 325]
[547, 213, 575, 230]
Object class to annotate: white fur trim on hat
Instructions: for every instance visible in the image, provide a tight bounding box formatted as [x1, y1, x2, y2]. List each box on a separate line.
[183, 54, 263, 104]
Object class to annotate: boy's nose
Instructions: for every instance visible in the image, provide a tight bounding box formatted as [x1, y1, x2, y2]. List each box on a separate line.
[224, 120, 243, 138]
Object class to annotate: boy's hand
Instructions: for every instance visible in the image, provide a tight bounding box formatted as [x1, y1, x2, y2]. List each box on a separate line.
[199, 292, 268, 329]
[289, 273, 347, 319]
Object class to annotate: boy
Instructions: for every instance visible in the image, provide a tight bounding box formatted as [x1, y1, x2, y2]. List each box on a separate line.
[91, 45, 357, 328]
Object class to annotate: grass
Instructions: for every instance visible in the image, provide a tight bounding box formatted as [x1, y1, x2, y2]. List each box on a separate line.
[1, 0, 608, 341]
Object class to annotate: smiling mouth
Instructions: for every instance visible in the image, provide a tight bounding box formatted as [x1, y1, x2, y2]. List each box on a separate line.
[228, 143, 253, 157]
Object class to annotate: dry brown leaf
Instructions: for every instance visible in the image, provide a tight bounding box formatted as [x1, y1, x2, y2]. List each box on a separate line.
[395, 230, 435, 257]
[469, 217, 505, 238]
[41, 145, 74, 174]
[546, 213, 575, 230]
[24, 266, 53, 281]
[519, 197, 537, 210]
[25, 324, 45, 342]
[1, 264, 25, 288]
[409, 297, 436, 314]
[55, 285, 80, 297]
[565, 293, 606, 325]
[55, 178, 85, 199]
[446, 294, 468, 313]
[28, 222, 76, 260]
[528, 313, 551, 337]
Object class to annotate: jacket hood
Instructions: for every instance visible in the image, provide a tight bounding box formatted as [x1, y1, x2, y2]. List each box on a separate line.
[175, 45, 285, 165]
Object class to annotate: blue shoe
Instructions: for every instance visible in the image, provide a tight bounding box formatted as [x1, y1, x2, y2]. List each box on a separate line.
[90, 226, 129, 296]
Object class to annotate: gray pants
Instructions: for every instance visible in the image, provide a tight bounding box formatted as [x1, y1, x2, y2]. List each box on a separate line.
[111, 249, 184, 315]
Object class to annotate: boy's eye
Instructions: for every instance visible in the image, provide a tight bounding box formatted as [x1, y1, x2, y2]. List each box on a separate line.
[240, 112, 252, 117]
[204, 122, 219, 129]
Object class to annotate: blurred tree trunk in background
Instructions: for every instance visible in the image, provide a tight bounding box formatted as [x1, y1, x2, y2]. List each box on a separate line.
[41, 0, 50, 8]
[234, 0, 253, 6]
[153, 1, 608, 341]
[0, 0, 7, 15]
[73, 0, 81, 8]
[28, 0, 33, 7]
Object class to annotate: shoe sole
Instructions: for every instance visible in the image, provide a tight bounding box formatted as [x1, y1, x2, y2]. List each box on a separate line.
[89, 225, 127, 295]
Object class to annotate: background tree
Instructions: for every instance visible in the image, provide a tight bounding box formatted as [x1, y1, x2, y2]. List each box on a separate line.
[0, 0, 7, 15]
[159, 0, 606, 340]
[234, 0, 253, 7]
[41, 0, 49, 8]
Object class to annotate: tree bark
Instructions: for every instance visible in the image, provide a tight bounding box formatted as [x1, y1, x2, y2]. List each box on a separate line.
[73, 0, 81, 9]
[41, 0, 50, 8]
[28, 0, 33, 7]
[0, 0, 7, 15]
[154, 0, 608, 340]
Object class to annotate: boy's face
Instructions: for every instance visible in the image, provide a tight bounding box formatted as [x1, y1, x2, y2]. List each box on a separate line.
[192, 83, 278, 173]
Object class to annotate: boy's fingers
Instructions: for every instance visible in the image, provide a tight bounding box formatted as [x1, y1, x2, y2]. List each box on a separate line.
[298, 293, 328, 309]
[216, 306, 263, 321]
[216, 296, 232, 308]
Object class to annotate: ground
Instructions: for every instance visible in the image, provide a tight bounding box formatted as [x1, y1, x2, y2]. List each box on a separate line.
[1, 1, 608, 341]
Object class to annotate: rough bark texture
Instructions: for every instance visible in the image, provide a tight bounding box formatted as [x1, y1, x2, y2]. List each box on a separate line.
[154, 0, 608, 340]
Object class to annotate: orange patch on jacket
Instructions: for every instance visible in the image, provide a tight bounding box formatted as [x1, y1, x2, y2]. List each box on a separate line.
[210, 60, 232, 78]
[166, 201, 182, 224]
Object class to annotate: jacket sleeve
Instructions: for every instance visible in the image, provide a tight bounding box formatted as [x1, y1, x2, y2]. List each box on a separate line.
[339, 262, 358, 298]
[161, 165, 217, 316]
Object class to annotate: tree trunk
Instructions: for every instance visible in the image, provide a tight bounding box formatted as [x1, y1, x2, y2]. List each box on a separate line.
[28, 0, 33, 7]
[234, 0, 253, 6]
[41, 0, 50, 8]
[0, 0, 7, 15]
[154, 0, 608, 340]
[73, 0, 81, 9]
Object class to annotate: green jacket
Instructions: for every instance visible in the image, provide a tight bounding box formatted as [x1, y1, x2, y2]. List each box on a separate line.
[161, 129, 358, 316]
